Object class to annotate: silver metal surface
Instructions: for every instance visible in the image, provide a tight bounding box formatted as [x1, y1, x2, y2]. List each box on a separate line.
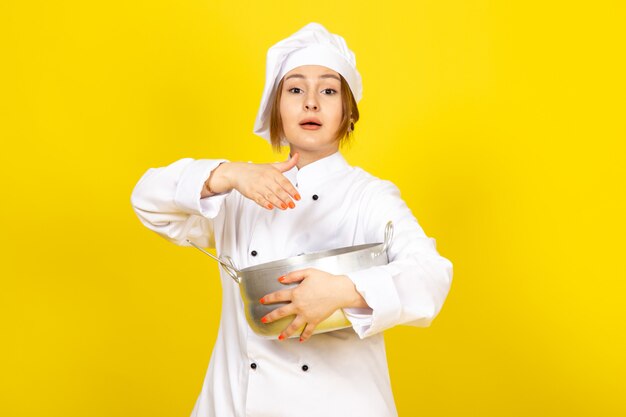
[189, 221, 394, 338]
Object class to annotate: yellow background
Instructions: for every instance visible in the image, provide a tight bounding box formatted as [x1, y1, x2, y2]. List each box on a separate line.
[2, 1, 625, 416]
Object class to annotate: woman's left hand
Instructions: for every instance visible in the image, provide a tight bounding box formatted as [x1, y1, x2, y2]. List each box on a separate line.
[259, 268, 368, 342]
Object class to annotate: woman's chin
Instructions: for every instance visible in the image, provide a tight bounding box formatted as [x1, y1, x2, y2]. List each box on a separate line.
[286, 133, 337, 151]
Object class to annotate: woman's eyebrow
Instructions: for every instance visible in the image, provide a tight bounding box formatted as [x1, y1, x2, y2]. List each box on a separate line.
[285, 73, 341, 81]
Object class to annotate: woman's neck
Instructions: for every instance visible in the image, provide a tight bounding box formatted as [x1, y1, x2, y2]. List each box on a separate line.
[289, 146, 339, 169]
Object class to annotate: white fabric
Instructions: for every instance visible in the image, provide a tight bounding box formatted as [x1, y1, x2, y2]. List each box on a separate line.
[130, 152, 453, 417]
[253, 22, 362, 142]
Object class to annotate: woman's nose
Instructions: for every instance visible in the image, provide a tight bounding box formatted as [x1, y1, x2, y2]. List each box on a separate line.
[304, 94, 319, 110]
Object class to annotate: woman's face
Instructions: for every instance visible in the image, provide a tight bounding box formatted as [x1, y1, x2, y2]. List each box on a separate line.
[279, 65, 343, 156]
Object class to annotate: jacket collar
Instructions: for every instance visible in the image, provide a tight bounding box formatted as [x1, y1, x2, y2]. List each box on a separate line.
[284, 151, 351, 188]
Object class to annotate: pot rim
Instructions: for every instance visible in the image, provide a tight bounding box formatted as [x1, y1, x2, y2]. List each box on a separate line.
[188, 221, 393, 286]
[238, 242, 383, 274]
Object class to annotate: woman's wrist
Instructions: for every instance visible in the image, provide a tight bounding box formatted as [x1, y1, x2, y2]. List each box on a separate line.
[336, 275, 369, 308]
[201, 162, 233, 198]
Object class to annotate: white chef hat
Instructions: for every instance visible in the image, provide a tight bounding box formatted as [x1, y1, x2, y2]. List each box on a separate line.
[253, 22, 362, 142]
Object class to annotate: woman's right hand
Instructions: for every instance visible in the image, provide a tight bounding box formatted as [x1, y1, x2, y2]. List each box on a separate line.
[202, 153, 301, 210]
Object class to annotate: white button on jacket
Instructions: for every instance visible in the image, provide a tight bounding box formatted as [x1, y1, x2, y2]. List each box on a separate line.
[131, 152, 453, 417]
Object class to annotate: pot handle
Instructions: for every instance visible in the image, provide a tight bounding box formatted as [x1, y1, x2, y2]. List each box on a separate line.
[186, 240, 241, 284]
[374, 221, 394, 257]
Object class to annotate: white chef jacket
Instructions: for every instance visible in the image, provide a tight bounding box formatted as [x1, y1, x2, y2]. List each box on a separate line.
[131, 151, 453, 417]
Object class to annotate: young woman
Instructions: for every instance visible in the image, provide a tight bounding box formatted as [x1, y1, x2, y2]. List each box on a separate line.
[131, 23, 452, 417]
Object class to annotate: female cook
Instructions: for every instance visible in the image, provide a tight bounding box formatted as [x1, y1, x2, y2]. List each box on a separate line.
[131, 22, 453, 417]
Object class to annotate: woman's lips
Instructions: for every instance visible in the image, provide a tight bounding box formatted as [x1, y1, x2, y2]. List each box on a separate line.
[300, 123, 322, 130]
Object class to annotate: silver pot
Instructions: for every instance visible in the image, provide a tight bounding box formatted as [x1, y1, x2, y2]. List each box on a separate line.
[188, 221, 393, 338]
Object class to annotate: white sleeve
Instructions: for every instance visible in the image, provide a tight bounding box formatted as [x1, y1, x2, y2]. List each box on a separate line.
[341, 180, 453, 339]
[130, 158, 231, 248]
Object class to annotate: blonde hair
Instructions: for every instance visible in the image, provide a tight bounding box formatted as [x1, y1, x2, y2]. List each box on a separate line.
[269, 74, 360, 152]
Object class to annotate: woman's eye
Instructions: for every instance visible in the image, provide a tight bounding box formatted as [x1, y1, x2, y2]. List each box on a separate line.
[287, 87, 337, 95]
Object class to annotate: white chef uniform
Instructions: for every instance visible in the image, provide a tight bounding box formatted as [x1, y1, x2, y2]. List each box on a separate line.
[131, 151, 453, 417]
